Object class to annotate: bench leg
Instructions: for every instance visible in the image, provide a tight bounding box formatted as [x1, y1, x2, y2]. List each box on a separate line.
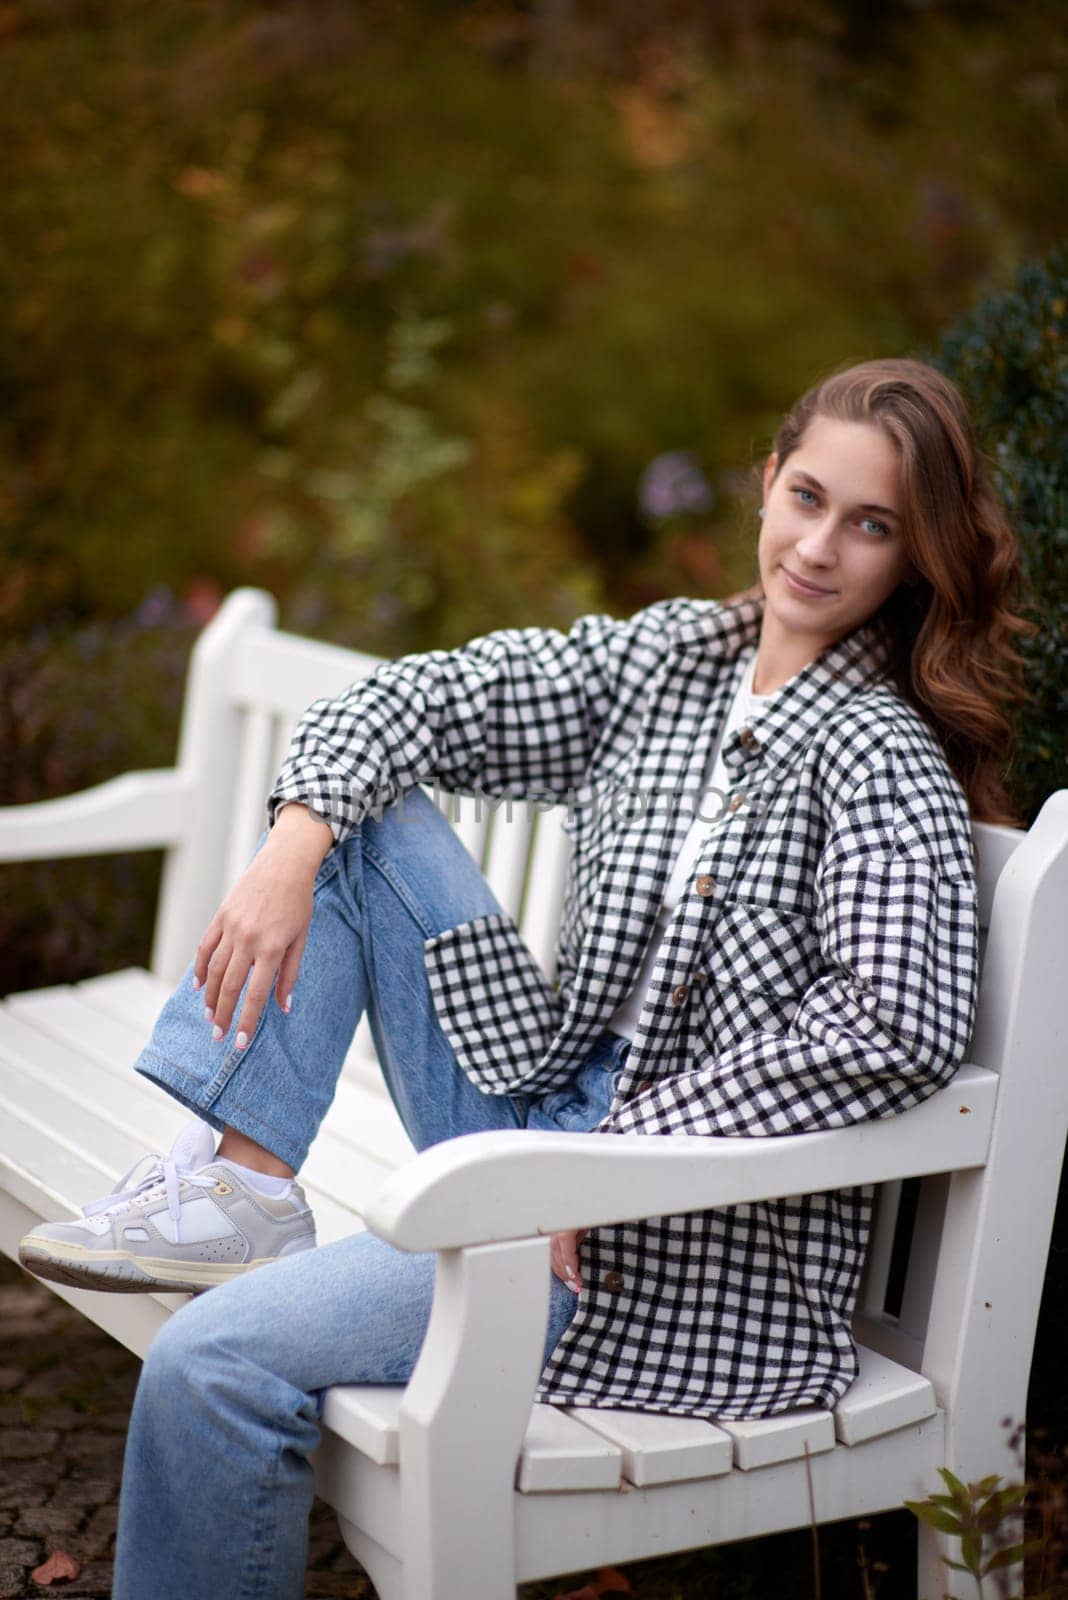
[916, 1521, 953, 1600]
[337, 1520, 404, 1600]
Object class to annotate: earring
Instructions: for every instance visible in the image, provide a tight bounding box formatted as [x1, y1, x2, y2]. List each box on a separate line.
[758, 508, 766, 520]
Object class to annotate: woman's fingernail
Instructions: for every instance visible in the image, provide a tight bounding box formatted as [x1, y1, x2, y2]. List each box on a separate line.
[567, 1279, 581, 1295]
[212, 1024, 223, 1042]
[565, 1265, 575, 1278]
[286, 994, 293, 1013]
[192, 976, 201, 992]
[235, 1031, 248, 1051]
[204, 1007, 214, 1023]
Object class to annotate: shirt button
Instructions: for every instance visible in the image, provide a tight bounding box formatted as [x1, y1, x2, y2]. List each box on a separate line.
[729, 794, 744, 813]
[603, 1271, 624, 1293]
[637, 1079, 653, 1093]
[671, 984, 689, 1005]
[739, 726, 761, 752]
[695, 873, 716, 897]
[693, 970, 708, 987]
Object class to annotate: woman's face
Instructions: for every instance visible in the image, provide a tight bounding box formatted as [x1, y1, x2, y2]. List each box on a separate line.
[758, 414, 916, 650]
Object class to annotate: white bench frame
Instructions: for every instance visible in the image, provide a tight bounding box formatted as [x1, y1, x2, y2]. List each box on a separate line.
[2, 586, 1067, 1600]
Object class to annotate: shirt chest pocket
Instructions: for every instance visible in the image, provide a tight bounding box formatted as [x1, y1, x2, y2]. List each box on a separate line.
[701, 899, 824, 1001]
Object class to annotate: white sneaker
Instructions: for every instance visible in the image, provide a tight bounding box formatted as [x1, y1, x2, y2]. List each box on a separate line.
[18, 1121, 317, 1294]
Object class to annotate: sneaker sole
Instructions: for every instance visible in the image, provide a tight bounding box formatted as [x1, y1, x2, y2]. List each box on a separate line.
[17, 1240, 302, 1295]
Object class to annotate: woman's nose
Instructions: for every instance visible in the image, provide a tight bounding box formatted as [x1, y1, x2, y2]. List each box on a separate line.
[795, 517, 838, 565]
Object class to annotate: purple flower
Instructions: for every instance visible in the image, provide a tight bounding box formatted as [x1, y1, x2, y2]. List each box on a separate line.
[638, 452, 715, 521]
[132, 585, 174, 627]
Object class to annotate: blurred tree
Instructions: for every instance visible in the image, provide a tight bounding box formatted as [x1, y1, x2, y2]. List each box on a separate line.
[2, 0, 1067, 642]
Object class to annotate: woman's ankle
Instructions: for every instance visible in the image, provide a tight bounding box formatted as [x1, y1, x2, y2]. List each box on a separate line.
[217, 1128, 296, 1180]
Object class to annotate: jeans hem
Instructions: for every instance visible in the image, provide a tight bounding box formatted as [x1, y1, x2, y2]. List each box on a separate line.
[134, 1049, 309, 1172]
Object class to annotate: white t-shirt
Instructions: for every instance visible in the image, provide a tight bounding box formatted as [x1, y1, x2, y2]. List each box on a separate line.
[608, 644, 781, 1041]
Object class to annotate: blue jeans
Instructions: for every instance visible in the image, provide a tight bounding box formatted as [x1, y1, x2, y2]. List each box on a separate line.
[113, 788, 631, 1600]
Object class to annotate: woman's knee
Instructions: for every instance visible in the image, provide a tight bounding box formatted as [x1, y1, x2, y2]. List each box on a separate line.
[138, 1293, 226, 1406]
[137, 1288, 319, 1458]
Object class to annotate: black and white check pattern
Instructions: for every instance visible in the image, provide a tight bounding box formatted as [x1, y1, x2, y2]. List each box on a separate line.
[269, 592, 979, 1420]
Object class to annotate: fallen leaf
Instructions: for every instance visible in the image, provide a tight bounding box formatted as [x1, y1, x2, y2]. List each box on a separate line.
[31, 1550, 82, 1586]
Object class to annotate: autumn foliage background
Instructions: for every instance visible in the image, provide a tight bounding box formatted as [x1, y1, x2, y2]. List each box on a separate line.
[3, 7, 1068, 1587]
[5, 2, 1068, 811]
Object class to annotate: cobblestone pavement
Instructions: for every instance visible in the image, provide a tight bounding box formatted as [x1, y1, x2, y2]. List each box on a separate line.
[0, 1255, 372, 1600]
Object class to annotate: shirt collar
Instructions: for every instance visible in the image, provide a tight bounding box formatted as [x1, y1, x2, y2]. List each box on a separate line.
[667, 590, 894, 778]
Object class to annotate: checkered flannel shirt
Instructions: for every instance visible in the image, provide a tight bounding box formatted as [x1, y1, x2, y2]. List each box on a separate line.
[268, 591, 979, 1420]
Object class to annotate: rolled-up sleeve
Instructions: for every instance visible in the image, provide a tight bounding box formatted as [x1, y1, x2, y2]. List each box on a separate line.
[603, 741, 980, 1139]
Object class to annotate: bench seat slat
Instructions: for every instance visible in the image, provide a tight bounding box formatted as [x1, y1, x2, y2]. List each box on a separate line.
[568, 1406, 734, 1486]
[318, 1347, 934, 1496]
[0, 1069, 178, 1194]
[718, 1408, 836, 1470]
[833, 1345, 937, 1445]
[0, 1005, 193, 1147]
[320, 1389, 630, 1494]
[321, 1386, 403, 1466]
[517, 1403, 623, 1492]
[6, 982, 164, 1061]
[0, 1102, 120, 1220]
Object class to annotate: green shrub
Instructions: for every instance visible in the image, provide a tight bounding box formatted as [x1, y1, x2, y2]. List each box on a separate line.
[932, 242, 1068, 828]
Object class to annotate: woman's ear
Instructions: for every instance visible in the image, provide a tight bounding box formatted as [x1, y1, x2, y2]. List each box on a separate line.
[762, 453, 778, 501]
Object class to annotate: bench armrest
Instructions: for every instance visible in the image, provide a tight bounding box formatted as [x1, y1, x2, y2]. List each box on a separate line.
[364, 1063, 996, 1252]
[0, 771, 195, 863]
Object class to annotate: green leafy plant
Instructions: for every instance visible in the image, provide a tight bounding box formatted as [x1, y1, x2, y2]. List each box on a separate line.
[906, 1467, 1045, 1598]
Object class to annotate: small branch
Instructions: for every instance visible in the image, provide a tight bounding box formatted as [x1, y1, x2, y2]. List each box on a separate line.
[804, 1441, 822, 1600]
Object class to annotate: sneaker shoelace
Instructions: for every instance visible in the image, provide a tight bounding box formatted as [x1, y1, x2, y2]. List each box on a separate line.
[83, 1152, 219, 1244]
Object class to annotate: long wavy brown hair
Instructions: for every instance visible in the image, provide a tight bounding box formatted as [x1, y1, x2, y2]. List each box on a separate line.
[737, 357, 1034, 828]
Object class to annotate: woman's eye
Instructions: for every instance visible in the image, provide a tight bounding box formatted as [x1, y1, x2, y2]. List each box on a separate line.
[789, 487, 887, 536]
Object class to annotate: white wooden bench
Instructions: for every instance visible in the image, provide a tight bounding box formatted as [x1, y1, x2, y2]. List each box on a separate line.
[2, 585, 1067, 1600]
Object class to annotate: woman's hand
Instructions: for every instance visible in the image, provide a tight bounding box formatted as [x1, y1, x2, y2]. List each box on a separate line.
[193, 803, 334, 1046]
[550, 1229, 588, 1294]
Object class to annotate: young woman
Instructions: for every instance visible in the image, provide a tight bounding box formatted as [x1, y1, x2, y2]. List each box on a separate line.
[20, 357, 1029, 1600]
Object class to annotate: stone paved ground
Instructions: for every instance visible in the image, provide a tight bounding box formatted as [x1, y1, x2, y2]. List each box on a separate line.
[0, 1255, 371, 1600]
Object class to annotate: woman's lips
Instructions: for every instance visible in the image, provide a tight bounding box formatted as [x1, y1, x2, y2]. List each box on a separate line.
[782, 565, 835, 597]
